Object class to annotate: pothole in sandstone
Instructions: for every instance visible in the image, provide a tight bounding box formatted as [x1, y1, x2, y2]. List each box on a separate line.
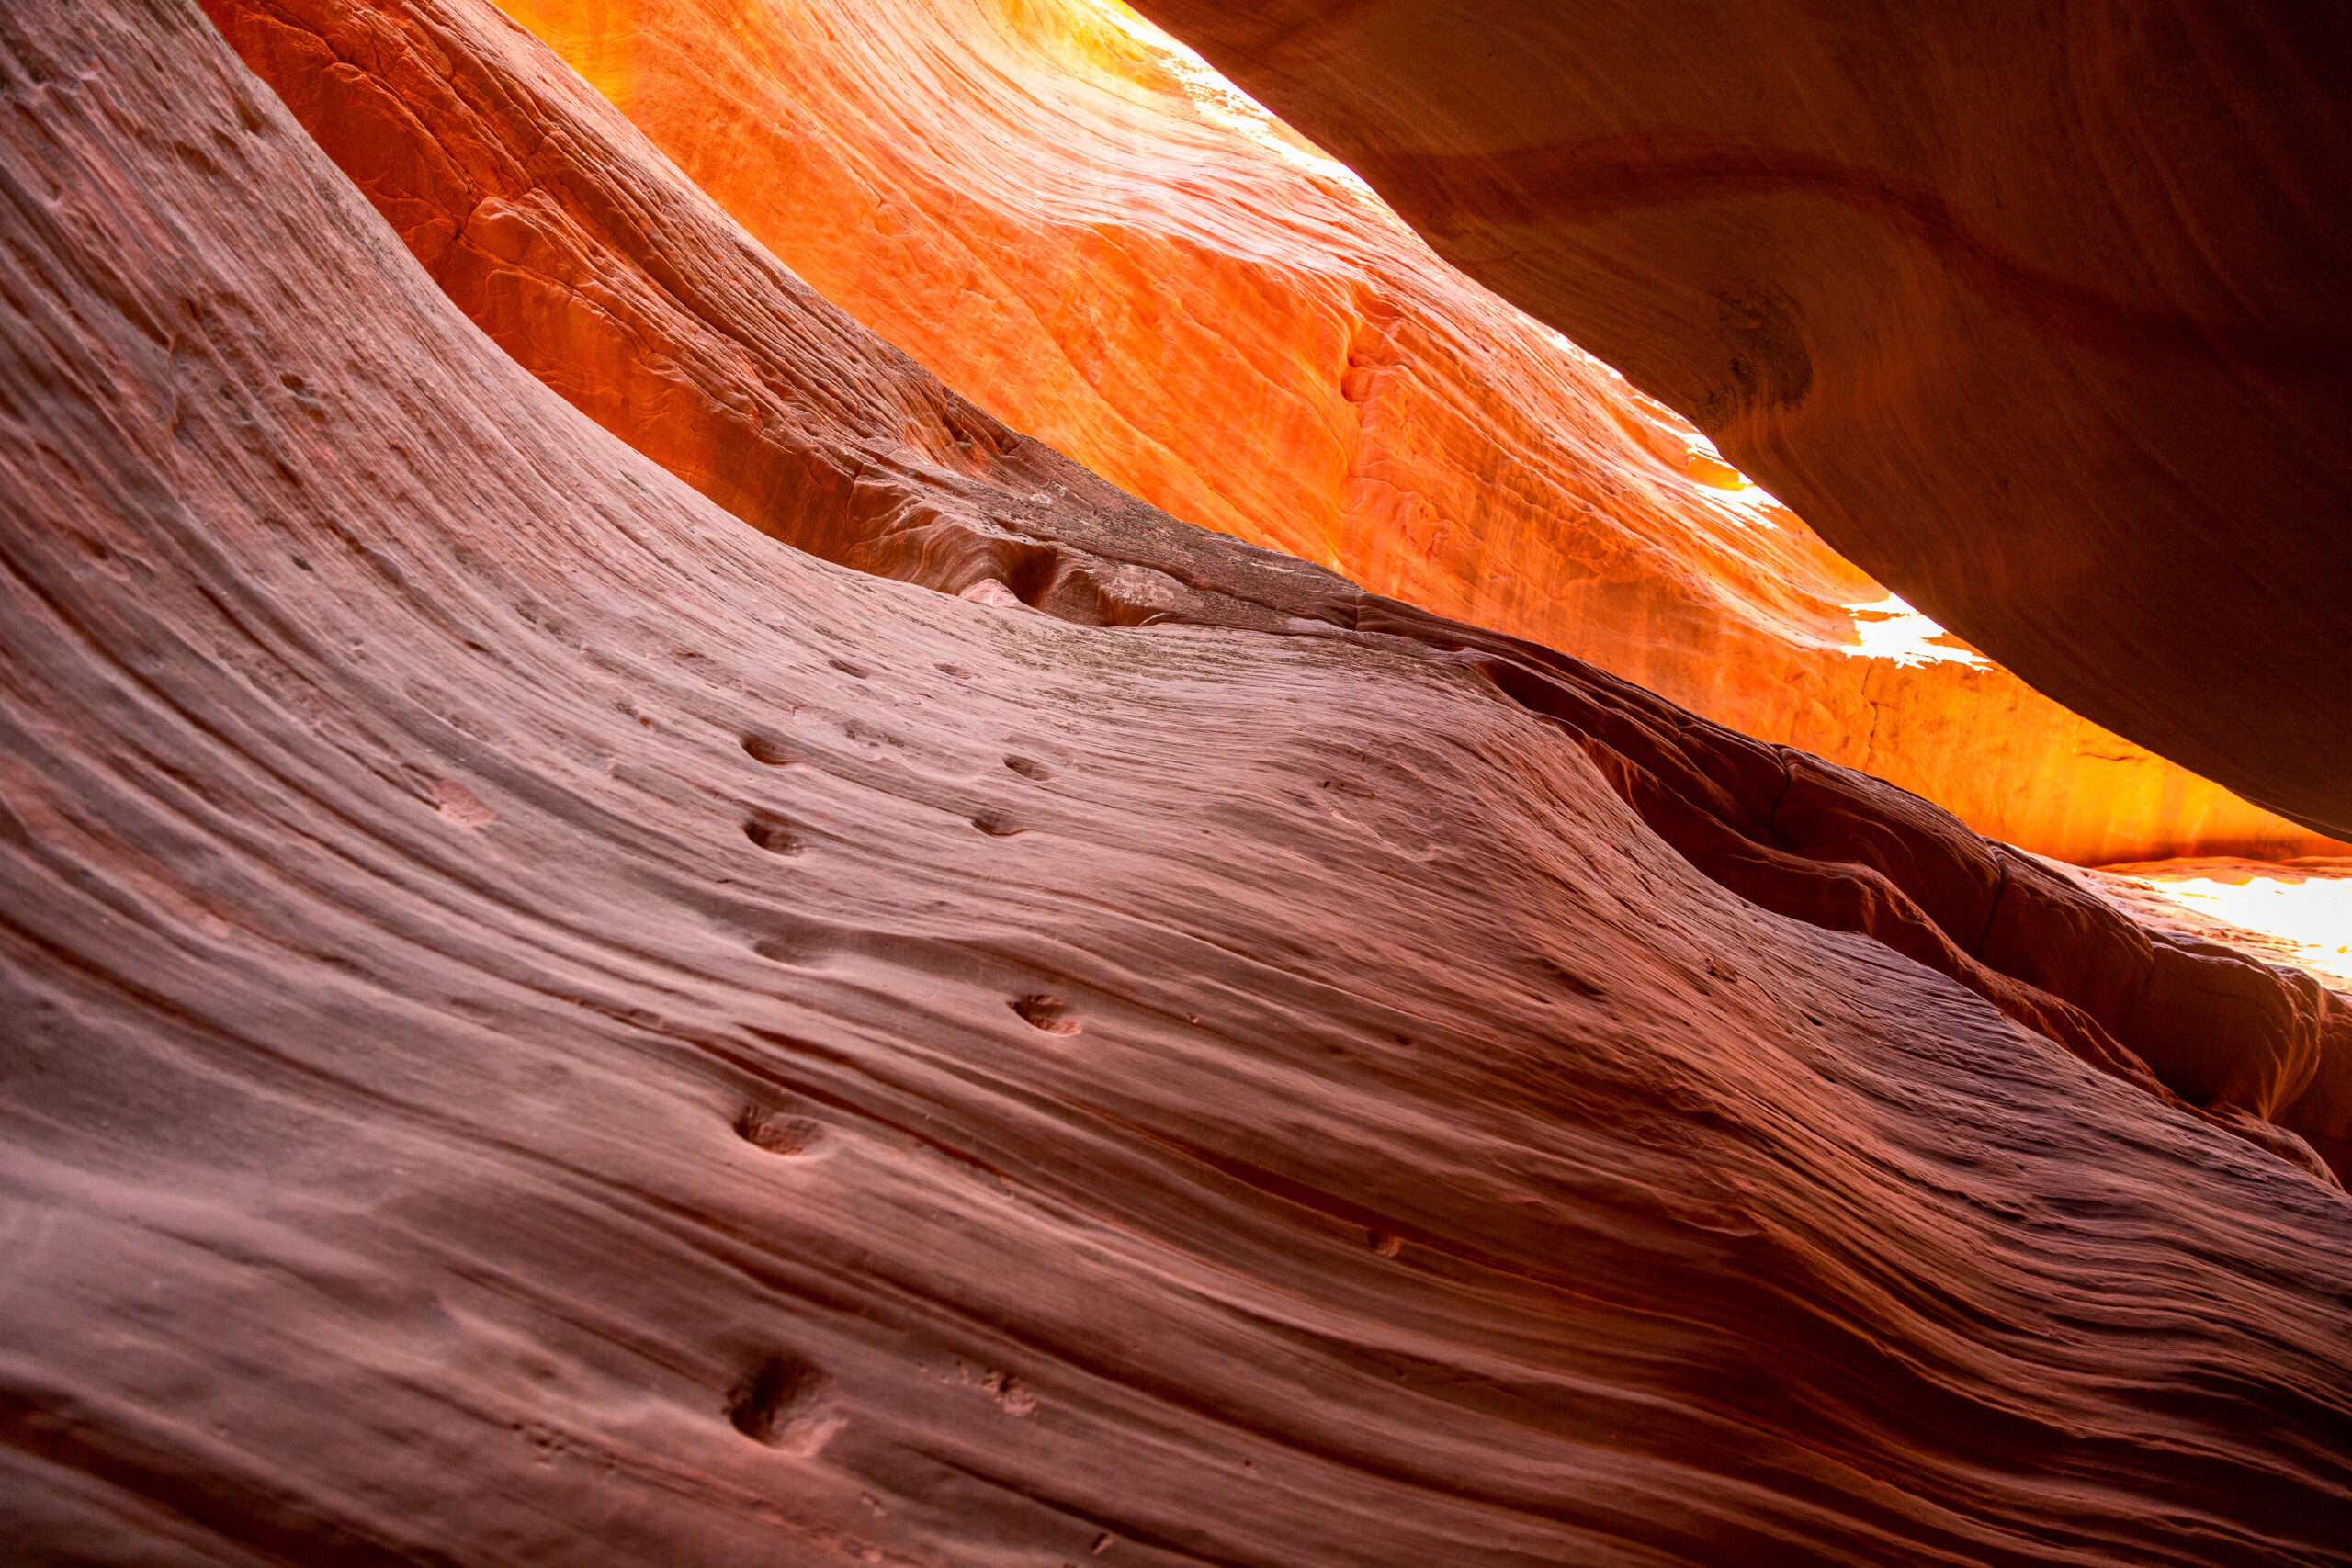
[735, 1107, 825, 1156]
[743, 812, 806, 853]
[1010, 994, 1080, 1034]
[725, 1352, 837, 1453]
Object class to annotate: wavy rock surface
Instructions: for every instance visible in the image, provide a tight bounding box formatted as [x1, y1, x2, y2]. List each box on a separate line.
[462, 0, 2336, 868]
[4, 0, 2352, 1563]
[1129, 0, 2352, 844]
[197, 0, 2352, 1185]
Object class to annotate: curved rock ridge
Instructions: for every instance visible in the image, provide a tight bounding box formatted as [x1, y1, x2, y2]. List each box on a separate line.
[448, 0, 2336, 868]
[204, 0, 2352, 1183]
[4, 0, 2351, 1562]
[1125, 0, 2352, 845]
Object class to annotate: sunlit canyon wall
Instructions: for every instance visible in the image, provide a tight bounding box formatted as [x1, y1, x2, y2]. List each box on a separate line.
[487, 0, 2342, 867]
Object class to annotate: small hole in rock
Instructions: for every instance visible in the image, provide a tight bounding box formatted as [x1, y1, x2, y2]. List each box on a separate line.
[828, 657, 869, 679]
[744, 815, 804, 854]
[735, 1106, 823, 1156]
[1369, 1229, 1405, 1258]
[971, 812, 1025, 838]
[727, 1352, 827, 1445]
[1011, 995, 1080, 1034]
[742, 734, 797, 766]
[936, 662, 973, 679]
[1003, 755, 1051, 781]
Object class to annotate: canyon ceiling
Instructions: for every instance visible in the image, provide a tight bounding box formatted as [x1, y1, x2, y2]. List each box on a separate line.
[1133, 0, 2352, 843]
[1, 1, 2346, 1564]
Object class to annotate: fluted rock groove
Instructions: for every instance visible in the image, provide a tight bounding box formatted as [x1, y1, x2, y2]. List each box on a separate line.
[1, 1, 2346, 1563]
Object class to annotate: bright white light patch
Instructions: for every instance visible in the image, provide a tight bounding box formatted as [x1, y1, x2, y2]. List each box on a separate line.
[2132, 874, 2352, 988]
[1089, 2, 1375, 194]
[1838, 594, 1990, 670]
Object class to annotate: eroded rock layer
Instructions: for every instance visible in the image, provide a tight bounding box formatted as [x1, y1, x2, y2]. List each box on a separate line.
[197, 0, 2352, 1184]
[455, 0, 2334, 867]
[3, 1, 2349, 1563]
[1128, 0, 2352, 844]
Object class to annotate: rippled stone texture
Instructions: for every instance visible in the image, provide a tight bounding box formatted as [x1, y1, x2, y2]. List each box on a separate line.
[3, 1, 2349, 1563]
[474, 0, 2336, 866]
[1131, 0, 2352, 844]
[199, 0, 2352, 1178]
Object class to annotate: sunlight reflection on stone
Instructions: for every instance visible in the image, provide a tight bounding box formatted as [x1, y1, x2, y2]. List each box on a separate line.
[1839, 594, 1991, 670]
[1091, 1, 1374, 193]
[2120, 870, 2352, 988]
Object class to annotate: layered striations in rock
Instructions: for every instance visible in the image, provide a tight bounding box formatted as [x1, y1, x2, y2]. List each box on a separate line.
[196, 0, 2352, 1179]
[4, 0, 2350, 1562]
[435, 0, 2334, 867]
[1130, 0, 2352, 844]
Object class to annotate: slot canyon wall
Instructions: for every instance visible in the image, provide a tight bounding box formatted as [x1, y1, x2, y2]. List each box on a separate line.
[469, 0, 2341, 869]
[2, 0, 2348, 1563]
[1125, 0, 2352, 845]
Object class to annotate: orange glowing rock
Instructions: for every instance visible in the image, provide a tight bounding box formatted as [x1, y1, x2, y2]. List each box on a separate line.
[187, 0, 2352, 1183]
[486, 0, 2342, 867]
[1127, 0, 2352, 845]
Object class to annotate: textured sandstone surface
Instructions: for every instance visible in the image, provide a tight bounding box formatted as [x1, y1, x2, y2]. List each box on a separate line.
[195, 0, 2352, 1184]
[5, 0, 2352, 1562]
[467, 0, 2338, 868]
[1130, 0, 2352, 844]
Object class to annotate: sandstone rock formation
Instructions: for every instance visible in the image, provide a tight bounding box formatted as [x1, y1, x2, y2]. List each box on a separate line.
[4, 0, 2350, 1562]
[469, 0, 2337, 867]
[197, 0, 2352, 1178]
[1129, 0, 2352, 844]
